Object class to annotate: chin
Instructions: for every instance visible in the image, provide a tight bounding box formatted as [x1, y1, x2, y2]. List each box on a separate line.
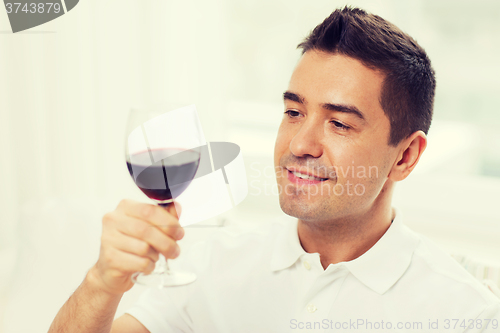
[279, 195, 322, 221]
[279, 192, 355, 223]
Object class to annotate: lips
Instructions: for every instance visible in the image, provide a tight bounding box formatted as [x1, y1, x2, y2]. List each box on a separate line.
[290, 170, 327, 181]
[286, 167, 328, 179]
[286, 167, 328, 185]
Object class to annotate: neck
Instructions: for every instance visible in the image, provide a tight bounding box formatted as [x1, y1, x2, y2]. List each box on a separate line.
[297, 182, 395, 270]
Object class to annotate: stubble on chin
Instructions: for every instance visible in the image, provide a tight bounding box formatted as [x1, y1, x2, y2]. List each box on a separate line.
[278, 183, 363, 225]
[278, 189, 331, 222]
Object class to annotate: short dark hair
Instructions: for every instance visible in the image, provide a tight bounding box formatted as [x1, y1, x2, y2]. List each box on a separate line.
[298, 6, 436, 146]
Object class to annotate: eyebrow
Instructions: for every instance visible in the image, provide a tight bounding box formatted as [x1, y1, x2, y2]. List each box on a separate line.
[283, 91, 366, 121]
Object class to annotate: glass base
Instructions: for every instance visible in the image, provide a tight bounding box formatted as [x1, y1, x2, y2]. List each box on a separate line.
[132, 270, 196, 288]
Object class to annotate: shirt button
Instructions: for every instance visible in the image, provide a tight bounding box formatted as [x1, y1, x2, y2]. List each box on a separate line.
[307, 303, 317, 313]
[303, 260, 311, 270]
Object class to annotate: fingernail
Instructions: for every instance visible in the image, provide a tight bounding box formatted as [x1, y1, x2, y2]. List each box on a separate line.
[176, 228, 184, 240]
[173, 245, 180, 258]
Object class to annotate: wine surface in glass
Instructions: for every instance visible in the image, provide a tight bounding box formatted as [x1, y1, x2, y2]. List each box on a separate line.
[127, 148, 200, 202]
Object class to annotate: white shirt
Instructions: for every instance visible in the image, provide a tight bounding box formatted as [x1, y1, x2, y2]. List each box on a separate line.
[126, 210, 500, 332]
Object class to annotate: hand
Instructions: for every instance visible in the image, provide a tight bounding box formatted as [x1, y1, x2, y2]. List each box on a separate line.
[88, 199, 184, 295]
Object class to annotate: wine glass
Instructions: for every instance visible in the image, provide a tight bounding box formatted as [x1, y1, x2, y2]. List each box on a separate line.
[125, 104, 204, 287]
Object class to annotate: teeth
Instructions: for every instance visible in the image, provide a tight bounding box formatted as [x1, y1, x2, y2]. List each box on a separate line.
[292, 171, 326, 181]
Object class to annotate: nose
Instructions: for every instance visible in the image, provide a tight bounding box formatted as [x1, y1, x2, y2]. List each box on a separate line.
[289, 117, 323, 158]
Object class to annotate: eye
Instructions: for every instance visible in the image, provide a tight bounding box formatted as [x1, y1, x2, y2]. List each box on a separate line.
[330, 120, 350, 131]
[284, 110, 302, 118]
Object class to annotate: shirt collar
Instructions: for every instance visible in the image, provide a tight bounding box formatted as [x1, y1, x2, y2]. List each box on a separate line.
[270, 216, 305, 272]
[270, 209, 421, 295]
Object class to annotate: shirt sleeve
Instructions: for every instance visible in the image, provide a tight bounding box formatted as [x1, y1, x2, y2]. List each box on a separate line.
[125, 287, 194, 333]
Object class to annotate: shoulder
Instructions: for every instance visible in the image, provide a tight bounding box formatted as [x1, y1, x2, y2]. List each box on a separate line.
[403, 227, 500, 313]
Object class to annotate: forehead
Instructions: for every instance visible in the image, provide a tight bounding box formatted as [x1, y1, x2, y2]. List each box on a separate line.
[288, 51, 386, 122]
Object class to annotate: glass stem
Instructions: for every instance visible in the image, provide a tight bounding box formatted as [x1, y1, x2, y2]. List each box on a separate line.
[157, 254, 170, 275]
[157, 202, 173, 276]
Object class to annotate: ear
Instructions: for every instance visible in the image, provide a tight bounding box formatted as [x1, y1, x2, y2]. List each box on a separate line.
[388, 131, 427, 181]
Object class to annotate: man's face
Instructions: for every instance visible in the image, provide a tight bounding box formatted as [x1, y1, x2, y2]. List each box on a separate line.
[274, 50, 399, 223]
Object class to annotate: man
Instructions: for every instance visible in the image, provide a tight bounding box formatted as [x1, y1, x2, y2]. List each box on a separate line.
[49, 7, 500, 333]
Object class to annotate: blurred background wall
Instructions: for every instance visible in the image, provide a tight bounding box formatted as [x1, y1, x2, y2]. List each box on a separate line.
[0, 0, 499, 331]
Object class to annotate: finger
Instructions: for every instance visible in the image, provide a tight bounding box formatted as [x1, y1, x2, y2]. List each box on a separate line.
[103, 246, 156, 275]
[113, 210, 182, 243]
[161, 202, 183, 240]
[165, 201, 182, 220]
[108, 229, 159, 263]
[114, 214, 181, 259]
[117, 199, 183, 237]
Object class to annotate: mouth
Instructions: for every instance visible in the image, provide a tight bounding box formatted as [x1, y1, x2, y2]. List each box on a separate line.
[285, 167, 329, 185]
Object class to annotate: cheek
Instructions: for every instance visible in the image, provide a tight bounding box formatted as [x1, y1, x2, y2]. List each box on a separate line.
[274, 122, 291, 166]
[326, 143, 382, 185]
[323, 139, 358, 175]
[347, 153, 389, 198]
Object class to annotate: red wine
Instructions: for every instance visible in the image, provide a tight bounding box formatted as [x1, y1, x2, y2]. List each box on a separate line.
[127, 148, 200, 202]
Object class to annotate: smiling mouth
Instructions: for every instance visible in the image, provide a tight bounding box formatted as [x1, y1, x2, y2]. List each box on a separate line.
[285, 167, 330, 184]
[290, 170, 328, 181]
